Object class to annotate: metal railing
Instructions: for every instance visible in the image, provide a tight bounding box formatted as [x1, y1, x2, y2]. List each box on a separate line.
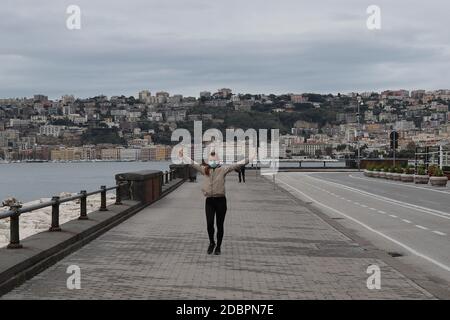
[0, 182, 131, 249]
[415, 145, 449, 170]
[1, 168, 178, 250]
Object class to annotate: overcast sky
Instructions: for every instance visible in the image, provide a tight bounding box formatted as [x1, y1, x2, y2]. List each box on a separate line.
[1, 0, 449, 99]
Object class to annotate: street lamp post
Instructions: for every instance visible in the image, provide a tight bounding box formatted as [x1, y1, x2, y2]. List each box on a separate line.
[356, 98, 362, 171]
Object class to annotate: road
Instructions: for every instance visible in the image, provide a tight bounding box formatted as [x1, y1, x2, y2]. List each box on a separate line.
[273, 172, 450, 287]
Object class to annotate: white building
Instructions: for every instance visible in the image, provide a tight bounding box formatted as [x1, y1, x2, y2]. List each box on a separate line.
[111, 109, 128, 117]
[148, 112, 163, 122]
[30, 115, 48, 124]
[9, 119, 30, 127]
[394, 120, 416, 131]
[68, 114, 88, 125]
[39, 125, 66, 137]
[119, 148, 141, 161]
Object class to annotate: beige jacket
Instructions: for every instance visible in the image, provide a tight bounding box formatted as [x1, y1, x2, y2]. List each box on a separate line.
[191, 161, 248, 198]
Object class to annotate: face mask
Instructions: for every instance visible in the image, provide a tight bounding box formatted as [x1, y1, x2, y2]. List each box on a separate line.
[208, 160, 218, 168]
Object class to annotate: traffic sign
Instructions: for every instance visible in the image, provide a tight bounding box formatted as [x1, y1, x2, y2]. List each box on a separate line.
[390, 131, 399, 150]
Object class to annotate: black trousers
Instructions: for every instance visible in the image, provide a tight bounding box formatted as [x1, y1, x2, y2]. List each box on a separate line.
[238, 168, 246, 183]
[205, 197, 227, 247]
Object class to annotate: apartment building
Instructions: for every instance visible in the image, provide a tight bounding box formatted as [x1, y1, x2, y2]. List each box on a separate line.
[39, 125, 66, 137]
[50, 148, 81, 161]
[101, 148, 120, 160]
[119, 148, 141, 161]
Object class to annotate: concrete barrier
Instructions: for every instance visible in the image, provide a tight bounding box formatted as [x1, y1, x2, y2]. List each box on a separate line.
[0, 168, 187, 297]
[169, 164, 190, 180]
[115, 170, 162, 205]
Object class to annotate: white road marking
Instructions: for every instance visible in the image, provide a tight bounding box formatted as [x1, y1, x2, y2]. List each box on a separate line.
[402, 219, 412, 224]
[415, 225, 429, 230]
[305, 174, 450, 221]
[378, 210, 387, 214]
[389, 215, 398, 218]
[369, 208, 377, 211]
[360, 204, 368, 208]
[275, 177, 450, 274]
[433, 231, 447, 236]
[348, 174, 450, 195]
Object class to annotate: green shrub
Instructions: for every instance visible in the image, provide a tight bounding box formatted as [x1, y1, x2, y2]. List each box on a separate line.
[432, 167, 445, 177]
[417, 167, 426, 175]
[428, 165, 439, 177]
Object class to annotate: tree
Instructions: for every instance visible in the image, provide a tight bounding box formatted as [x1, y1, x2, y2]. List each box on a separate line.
[315, 149, 323, 158]
[81, 128, 125, 145]
[336, 144, 347, 152]
[396, 142, 416, 159]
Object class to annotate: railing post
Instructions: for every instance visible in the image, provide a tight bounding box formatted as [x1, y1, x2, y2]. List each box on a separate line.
[165, 171, 169, 184]
[49, 196, 61, 231]
[79, 190, 88, 220]
[100, 186, 108, 211]
[115, 184, 122, 205]
[7, 204, 23, 249]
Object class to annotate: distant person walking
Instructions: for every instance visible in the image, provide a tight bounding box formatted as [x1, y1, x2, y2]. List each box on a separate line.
[236, 165, 246, 183]
[179, 148, 255, 255]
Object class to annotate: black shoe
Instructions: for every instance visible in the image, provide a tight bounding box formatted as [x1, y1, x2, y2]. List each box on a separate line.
[207, 242, 216, 255]
[214, 246, 221, 255]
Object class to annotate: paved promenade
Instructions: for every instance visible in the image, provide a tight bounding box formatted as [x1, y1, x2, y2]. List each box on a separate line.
[2, 172, 434, 299]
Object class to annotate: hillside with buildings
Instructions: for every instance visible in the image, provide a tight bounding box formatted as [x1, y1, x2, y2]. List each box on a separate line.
[1, 88, 450, 161]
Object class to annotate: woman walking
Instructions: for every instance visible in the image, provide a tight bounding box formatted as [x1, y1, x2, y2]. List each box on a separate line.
[179, 148, 255, 255]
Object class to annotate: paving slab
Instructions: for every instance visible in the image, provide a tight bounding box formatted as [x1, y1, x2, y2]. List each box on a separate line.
[1, 173, 434, 299]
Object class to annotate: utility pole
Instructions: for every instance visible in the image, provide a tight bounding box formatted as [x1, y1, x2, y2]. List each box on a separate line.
[393, 146, 396, 168]
[356, 96, 362, 171]
[390, 130, 399, 167]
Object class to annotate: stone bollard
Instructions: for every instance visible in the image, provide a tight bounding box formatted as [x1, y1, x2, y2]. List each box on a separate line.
[100, 186, 108, 211]
[7, 203, 23, 249]
[79, 190, 88, 220]
[49, 196, 62, 232]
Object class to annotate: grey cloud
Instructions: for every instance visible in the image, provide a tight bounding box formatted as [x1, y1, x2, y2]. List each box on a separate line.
[0, 0, 449, 98]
